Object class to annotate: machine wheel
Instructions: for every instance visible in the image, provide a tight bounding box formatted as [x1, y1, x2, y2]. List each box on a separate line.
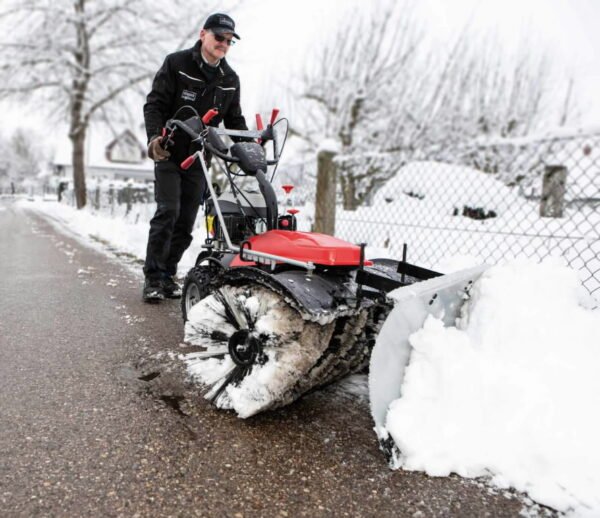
[181, 266, 212, 321]
[183, 282, 336, 417]
[181, 257, 224, 321]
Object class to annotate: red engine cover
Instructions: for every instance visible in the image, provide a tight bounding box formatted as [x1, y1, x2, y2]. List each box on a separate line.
[230, 230, 369, 267]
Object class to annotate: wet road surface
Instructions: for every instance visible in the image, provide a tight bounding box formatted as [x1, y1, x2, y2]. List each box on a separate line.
[0, 200, 552, 517]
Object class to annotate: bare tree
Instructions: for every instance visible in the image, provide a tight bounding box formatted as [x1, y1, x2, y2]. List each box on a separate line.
[422, 32, 579, 185]
[0, 129, 46, 193]
[0, 134, 10, 193]
[292, 1, 425, 210]
[428, 33, 554, 143]
[7, 129, 43, 179]
[292, 2, 575, 210]
[0, 0, 220, 208]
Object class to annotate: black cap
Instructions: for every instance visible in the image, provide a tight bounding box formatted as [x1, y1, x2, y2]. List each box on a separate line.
[203, 13, 240, 40]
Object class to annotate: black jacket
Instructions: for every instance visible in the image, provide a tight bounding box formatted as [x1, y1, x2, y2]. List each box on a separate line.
[143, 40, 247, 165]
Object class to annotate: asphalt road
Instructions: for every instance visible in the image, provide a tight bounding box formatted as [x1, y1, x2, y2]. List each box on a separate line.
[0, 199, 551, 517]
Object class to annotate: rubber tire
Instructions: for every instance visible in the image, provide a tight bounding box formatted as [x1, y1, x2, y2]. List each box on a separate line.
[181, 266, 212, 322]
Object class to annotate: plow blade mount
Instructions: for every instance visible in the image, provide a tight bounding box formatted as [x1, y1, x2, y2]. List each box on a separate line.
[369, 264, 488, 467]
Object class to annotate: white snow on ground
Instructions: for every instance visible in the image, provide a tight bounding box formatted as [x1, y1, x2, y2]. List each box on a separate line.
[336, 161, 600, 296]
[385, 259, 600, 516]
[18, 198, 204, 276]
[19, 197, 383, 274]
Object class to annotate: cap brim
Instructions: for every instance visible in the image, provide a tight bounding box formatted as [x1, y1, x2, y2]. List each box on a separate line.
[211, 26, 240, 39]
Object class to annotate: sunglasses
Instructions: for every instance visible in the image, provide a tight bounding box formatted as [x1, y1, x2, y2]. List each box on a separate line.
[211, 32, 236, 46]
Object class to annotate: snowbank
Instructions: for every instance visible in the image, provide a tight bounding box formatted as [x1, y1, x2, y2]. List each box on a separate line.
[19, 198, 204, 275]
[386, 259, 600, 515]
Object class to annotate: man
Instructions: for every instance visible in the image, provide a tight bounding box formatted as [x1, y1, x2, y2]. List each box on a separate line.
[142, 13, 247, 302]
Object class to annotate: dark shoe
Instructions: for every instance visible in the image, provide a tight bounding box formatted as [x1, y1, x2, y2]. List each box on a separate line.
[143, 278, 164, 303]
[162, 276, 182, 299]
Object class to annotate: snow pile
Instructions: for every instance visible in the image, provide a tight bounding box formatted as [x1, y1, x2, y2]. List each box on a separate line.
[373, 161, 524, 213]
[336, 160, 600, 295]
[386, 259, 600, 515]
[20, 198, 204, 275]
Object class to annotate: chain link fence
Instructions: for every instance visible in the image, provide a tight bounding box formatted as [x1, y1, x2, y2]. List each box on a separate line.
[334, 130, 600, 299]
[46, 132, 600, 300]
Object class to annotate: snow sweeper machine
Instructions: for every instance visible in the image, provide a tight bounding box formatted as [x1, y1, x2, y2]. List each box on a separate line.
[162, 107, 487, 464]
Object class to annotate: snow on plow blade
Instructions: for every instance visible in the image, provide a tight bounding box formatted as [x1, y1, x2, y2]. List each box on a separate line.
[369, 264, 488, 467]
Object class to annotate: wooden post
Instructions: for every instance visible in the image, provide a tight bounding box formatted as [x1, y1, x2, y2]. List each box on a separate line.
[314, 149, 337, 235]
[125, 185, 132, 216]
[108, 184, 115, 216]
[540, 165, 567, 218]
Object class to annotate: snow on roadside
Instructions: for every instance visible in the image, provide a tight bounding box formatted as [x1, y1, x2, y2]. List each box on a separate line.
[19, 198, 203, 276]
[19, 198, 395, 275]
[385, 259, 600, 516]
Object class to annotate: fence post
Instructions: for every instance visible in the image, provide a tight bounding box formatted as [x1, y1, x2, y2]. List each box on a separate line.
[108, 184, 114, 215]
[125, 184, 132, 216]
[314, 149, 337, 235]
[540, 165, 567, 218]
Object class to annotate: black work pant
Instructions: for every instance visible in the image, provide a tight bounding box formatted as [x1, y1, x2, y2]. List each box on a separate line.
[143, 161, 206, 280]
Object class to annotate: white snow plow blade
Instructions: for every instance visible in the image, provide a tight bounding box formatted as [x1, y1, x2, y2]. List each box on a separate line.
[369, 264, 488, 466]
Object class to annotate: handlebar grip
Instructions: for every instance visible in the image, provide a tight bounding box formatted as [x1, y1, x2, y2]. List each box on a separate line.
[202, 109, 219, 124]
[180, 155, 197, 170]
[270, 108, 280, 125]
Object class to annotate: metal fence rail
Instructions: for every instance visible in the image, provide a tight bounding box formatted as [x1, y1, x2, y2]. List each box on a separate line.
[335, 131, 600, 298]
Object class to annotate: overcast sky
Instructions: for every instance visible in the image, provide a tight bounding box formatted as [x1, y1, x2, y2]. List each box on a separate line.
[3, 0, 600, 145]
[232, 0, 600, 126]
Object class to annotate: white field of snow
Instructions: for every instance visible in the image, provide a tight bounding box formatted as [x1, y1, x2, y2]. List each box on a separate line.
[384, 259, 600, 516]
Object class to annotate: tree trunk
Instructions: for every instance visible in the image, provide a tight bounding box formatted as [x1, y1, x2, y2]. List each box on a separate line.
[341, 175, 359, 211]
[70, 130, 87, 209]
[314, 149, 337, 235]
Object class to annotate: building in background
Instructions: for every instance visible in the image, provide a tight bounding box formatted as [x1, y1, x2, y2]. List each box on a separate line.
[52, 126, 153, 184]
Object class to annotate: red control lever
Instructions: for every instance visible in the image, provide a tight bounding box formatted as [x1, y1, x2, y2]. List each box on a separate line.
[255, 113, 264, 131]
[159, 127, 171, 148]
[270, 108, 280, 125]
[287, 209, 299, 215]
[256, 114, 264, 144]
[180, 155, 197, 170]
[202, 109, 219, 124]
[282, 184, 294, 194]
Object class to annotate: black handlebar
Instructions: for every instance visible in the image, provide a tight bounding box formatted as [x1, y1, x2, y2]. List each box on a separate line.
[164, 116, 280, 166]
[205, 139, 240, 163]
[165, 119, 203, 141]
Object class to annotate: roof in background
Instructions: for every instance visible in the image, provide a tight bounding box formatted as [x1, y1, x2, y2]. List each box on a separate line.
[53, 123, 153, 172]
